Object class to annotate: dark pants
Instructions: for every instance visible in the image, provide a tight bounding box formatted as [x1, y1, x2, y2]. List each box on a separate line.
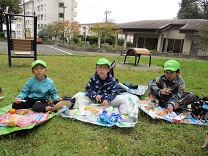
[12, 97, 50, 112]
[157, 92, 196, 109]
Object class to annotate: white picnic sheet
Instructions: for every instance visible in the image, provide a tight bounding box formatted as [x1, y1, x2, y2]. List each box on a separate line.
[57, 92, 140, 127]
[138, 100, 208, 126]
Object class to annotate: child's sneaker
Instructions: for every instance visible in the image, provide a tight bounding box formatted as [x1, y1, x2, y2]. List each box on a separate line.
[145, 97, 159, 106]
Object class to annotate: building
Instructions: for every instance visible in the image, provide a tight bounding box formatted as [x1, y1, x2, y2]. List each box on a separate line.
[79, 23, 133, 45]
[119, 19, 208, 56]
[15, 0, 77, 39]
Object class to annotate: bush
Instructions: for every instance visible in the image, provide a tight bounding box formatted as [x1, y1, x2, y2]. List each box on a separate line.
[43, 39, 55, 44]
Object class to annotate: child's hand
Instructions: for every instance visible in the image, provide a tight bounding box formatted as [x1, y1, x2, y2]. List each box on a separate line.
[57, 97, 62, 101]
[161, 88, 171, 95]
[96, 95, 102, 101]
[167, 105, 173, 112]
[14, 98, 21, 104]
[101, 100, 109, 106]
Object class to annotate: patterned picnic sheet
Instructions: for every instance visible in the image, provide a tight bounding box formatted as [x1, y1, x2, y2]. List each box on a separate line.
[0, 105, 56, 136]
[138, 100, 208, 126]
[57, 92, 140, 127]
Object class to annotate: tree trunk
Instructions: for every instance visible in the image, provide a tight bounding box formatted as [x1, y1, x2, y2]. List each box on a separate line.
[98, 37, 101, 48]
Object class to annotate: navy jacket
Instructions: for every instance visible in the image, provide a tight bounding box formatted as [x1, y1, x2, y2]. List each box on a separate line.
[85, 72, 118, 103]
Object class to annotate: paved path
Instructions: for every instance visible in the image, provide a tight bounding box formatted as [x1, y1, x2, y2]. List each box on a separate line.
[0, 42, 162, 70]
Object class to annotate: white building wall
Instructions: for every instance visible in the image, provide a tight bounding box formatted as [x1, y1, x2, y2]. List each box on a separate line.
[183, 35, 193, 54]
[15, 0, 77, 38]
[163, 29, 185, 39]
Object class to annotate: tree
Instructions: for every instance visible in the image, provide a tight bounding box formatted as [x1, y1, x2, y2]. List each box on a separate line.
[64, 21, 80, 44]
[195, 0, 208, 19]
[38, 27, 47, 38]
[177, 0, 204, 19]
[90, 21, 121, 48]
[177, 0, 208, 19]
[194, 21, 208, 50]
[0, 0, 22, 37]
[47, 21, 63, 40]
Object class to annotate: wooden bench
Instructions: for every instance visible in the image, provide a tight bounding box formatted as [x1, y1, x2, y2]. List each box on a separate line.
[123, 48, 151, 67]
[5, 13, 37, 67]
[10, 38, 35, 57]
[11, 39, 33, 56]
[7, 38, 37, 67]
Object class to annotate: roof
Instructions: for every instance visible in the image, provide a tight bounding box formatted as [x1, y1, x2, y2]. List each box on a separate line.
[118, 19, 208, 33]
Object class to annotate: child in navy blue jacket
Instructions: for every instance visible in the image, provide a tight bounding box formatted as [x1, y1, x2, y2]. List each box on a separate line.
[85, 58, 128, 114]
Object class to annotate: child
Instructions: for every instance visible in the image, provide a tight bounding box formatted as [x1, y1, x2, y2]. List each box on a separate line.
[148, 59, 196, 112]
[82, 58, 128, 114]
[12, 60, 71, 112]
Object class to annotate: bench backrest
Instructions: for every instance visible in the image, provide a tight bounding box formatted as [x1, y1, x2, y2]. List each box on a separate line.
[11, 39, 34, 51]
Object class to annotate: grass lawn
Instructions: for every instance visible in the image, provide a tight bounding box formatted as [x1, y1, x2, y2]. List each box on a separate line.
[0, 53, 207, 156]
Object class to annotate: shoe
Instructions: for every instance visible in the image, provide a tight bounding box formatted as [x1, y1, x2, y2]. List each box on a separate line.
[145, 97, 159, 106]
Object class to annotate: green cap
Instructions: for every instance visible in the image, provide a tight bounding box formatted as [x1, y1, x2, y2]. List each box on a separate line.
[164, 60, 180, 71]
[96, 58, 110, 67]
[31, 60, 47, 68]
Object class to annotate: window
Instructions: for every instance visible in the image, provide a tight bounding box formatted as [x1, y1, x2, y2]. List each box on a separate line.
[59, 13, 64, 18]
[59, 3, 64, 7]
[137, 37, 157, 50]
[166, 39, 183, 53]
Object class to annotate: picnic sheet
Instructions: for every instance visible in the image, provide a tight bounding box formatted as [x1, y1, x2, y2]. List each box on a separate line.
[138, 100, 208, 126]
[57, 92, 140, 127]
[0, 105, 56, 136]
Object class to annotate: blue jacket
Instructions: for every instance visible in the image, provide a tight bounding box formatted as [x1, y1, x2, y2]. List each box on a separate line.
[85, 72, 118, 103]
[16, 76, 59, 101]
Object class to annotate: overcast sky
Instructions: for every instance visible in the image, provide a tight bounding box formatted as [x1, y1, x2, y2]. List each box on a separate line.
[75, 0, 182, 24]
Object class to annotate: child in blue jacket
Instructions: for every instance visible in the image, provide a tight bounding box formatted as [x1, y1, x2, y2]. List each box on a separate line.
[84, 58, 128, 114]
[12, 60, 70, 112]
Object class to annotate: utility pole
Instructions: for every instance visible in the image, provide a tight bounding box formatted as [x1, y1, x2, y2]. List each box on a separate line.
[62, 6, 66, 44]
[104, 9, 111, 22]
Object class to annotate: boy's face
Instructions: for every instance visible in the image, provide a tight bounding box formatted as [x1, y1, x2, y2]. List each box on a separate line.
[164, 70, 179, 81]
[32, 64, 47, 80]
[96, 64, 110, 80]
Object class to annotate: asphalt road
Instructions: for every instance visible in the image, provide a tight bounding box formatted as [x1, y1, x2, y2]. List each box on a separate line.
[0, 42, 87, 55]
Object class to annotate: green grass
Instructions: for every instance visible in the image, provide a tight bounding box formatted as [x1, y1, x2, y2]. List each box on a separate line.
[0, 53, 207, 156]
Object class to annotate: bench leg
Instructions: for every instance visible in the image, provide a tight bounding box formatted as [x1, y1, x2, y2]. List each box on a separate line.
[134, 55, 137, 66]
[136, 54, 141, 65]
[9, 57, 11, 67]
[149, 55, 151, 67]
[124, 55, 127, 64]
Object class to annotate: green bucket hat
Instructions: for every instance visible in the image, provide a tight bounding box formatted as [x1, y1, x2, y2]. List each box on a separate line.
[96, 58, 110, 67]
[31, 60, 47, 68]
[164, 60, 180, 71]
